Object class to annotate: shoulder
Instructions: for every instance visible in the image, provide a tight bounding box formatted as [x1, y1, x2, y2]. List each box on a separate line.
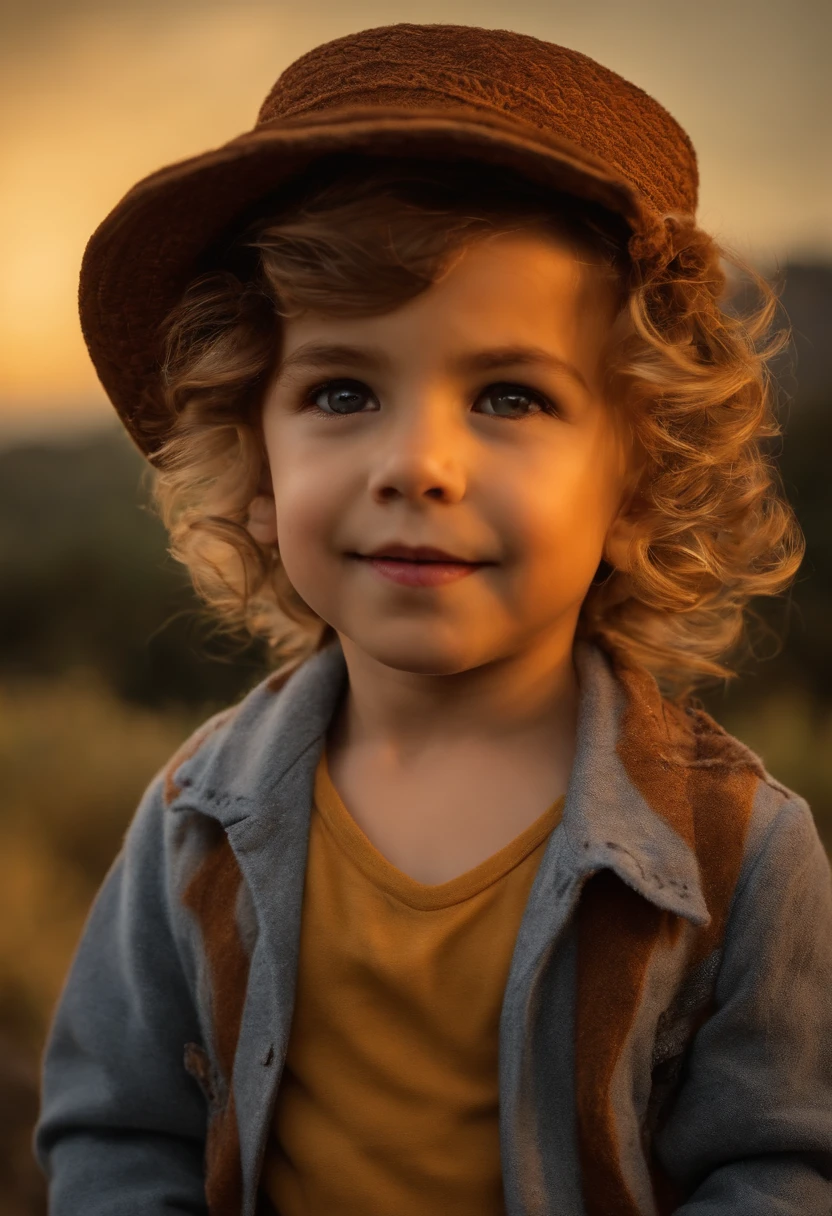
[159, 654, 309, 807]
[600, 643, 824, 898]
[681, 700, 801, 801]
[676, 699, 824, 877]
[159, 705, 240, 806]
[658, 690, 794, 795]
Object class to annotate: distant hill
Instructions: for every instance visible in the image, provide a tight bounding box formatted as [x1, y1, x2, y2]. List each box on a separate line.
[0, 426, 268, 709]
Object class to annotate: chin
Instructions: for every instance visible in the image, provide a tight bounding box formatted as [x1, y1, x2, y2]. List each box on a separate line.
[347, 629, 484, 677]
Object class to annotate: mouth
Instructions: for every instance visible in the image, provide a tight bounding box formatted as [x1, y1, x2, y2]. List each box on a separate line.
[352, 553, 488, 587]
[353, 555, 476, 564]
[352, 545, 491, 564]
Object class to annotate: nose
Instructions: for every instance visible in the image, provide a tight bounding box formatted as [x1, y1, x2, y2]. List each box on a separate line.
[366, 394, 469, 504]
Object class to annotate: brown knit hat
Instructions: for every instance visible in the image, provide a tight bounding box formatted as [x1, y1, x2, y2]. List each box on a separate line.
[79, 22, 700, 463]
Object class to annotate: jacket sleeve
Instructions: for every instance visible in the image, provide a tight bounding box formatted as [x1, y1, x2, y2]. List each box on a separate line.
[656, 793, 832, 1213]
[32, 767, 209, 1215]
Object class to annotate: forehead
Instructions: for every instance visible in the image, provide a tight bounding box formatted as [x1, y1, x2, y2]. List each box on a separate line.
[277, 227, 620, 392]
[438, 226, 616, 311]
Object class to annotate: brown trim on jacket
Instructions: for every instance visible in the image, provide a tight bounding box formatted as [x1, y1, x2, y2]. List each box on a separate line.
[575, 654, 763, 1214]
[182, 822, 252, 1215]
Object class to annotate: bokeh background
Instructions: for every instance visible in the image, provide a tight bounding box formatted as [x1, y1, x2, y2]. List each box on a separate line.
[2, 0, 830, 1209]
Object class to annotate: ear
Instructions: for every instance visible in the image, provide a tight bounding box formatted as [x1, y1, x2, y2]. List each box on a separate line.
[603, 431, 647, 572]
[246, 493, 278, 547]
[602, 504, 641, 573]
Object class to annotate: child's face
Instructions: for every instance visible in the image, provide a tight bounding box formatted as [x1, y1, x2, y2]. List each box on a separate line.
[254, 227, 636, 675]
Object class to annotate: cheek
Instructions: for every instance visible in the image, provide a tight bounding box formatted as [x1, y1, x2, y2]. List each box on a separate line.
[517, 453, 620, 574]
[528, 455, 614, 534]
[272, 464, 344, 569]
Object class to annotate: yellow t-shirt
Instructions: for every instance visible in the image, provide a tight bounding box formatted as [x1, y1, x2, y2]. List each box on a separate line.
[259, 747, 565, 1216]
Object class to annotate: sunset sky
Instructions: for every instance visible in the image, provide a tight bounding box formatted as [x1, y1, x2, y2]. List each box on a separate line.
[1, 0, 829, 439]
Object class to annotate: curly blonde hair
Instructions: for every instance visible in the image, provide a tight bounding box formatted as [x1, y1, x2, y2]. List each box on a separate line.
[149, 152, 803, 698]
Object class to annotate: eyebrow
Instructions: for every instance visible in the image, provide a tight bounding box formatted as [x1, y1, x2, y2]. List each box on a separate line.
[276, 341, 590, 394]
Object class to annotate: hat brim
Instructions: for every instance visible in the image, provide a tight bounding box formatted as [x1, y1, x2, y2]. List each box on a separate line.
[79, 105, 648, 461]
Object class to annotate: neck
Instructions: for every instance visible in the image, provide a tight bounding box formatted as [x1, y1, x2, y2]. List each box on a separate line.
[328, 624, 581, 770]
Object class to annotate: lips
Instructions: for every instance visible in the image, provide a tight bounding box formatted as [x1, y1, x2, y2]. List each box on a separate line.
[360, 543, 477, 563]
[358, 554, 486, 588]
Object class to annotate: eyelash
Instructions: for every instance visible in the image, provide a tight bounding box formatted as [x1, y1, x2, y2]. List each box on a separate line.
[297, 378, 561, 422]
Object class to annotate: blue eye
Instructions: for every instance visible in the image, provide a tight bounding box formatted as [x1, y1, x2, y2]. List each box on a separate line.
[307, 380, 372, 415]
[476, 383, 550, 418]
[302, 378, 556, 419]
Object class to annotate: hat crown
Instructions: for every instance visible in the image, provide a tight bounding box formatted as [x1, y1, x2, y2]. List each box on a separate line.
[256, 22, 698, 218]
[79, 21, 707, 462]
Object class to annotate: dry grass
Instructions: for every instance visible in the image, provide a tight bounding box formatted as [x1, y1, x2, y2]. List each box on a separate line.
[3, 673, 830, 1055]
[0, 671, 204, 1057]
[4, 672, 829, 1212]
[0, 671, 207, 1210]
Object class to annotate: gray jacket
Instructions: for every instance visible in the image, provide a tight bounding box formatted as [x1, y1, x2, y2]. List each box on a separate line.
[33, 639, 832, 1214]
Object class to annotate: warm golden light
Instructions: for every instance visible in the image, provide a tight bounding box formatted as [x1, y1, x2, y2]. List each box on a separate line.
[1, 1, 826, 434]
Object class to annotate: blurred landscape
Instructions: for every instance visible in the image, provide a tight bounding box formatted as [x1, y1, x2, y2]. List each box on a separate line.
[1, 259, 830, 1210]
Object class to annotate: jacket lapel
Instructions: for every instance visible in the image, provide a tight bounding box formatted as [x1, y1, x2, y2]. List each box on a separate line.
[164, 636, 765, 1216]
[166, 640, 349, 1215]
[571, 644, 764, 1215]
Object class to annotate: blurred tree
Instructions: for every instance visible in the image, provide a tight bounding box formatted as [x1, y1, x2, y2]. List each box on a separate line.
[0, 426, 268, 710]
[700, 261, 832, 709]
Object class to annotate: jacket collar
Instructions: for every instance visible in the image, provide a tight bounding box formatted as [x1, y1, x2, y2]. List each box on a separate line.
[168, 637, 710, 927]
[564, 642, 710, 926]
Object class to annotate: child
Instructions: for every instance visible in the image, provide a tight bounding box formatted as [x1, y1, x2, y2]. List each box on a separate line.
[34, 22, 832, 1216]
